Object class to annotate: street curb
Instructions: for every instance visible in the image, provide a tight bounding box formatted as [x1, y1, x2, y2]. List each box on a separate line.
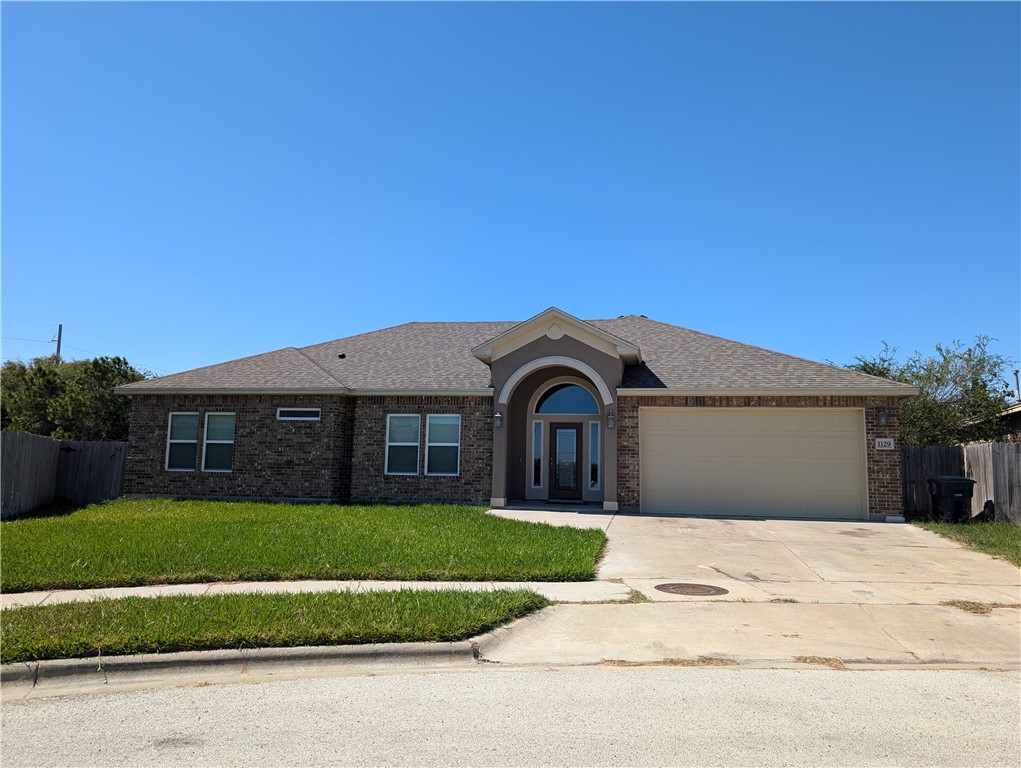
[1, 641, 479, 692]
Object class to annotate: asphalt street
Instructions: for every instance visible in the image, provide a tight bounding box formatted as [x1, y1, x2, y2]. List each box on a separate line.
[2, 666, 1019, 767]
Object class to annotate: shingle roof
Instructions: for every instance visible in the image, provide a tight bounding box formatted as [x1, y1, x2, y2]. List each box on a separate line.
[590, 316, 912, 392]
[117, 315, 915, 395]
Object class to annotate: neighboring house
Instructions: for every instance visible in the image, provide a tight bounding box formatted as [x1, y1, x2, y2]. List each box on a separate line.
[116, 308, 917, 520]
[997, 401, 1021, 434]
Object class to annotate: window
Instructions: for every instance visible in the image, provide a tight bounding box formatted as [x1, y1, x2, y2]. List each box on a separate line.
[532, 421, 543, 488]
[426, 415, 460, 476]
[386, 415, 420, 475]
[277, 408, 321, 421]
[202, 413, 236, 472]
[166, 413, 199, 471]
[536, 384, 599, 414]
[589, 421, 600, 490]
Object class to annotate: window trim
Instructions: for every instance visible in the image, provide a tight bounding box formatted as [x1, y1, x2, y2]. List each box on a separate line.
[588, 420, 601, 491]
[165, 412, 200, 472]
[385, 414, 421, 476]
[276, 407, 321, 421]
[201, 412, 236, 473]
[531, 420, 544, 489]
[425, 414, 461, 477]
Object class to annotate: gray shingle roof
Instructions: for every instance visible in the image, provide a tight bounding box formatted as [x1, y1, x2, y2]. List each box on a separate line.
[117, 315, 914, 395]
[591, 316, 912, 392]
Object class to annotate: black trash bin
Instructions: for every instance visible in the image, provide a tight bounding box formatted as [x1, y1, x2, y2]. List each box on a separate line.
[927, 476, 976, 523]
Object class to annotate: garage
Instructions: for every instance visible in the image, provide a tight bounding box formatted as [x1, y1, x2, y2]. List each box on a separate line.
[640, 408, 867, 519]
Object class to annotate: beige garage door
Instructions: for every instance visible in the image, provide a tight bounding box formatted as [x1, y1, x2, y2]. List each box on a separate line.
[640, 408, 867, 519]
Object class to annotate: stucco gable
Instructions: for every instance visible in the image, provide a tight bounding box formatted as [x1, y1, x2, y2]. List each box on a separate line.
[471, 307, 642, 366]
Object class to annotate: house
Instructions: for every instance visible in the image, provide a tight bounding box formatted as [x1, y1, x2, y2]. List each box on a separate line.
[116, 308, 917, 520]
[996, 401, 1021, 434]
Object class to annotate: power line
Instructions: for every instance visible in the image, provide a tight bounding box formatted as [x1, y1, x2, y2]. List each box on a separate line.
[1, 343, 176, 375]
[0, 318, 54, 327]
[2, 318, 201, 363]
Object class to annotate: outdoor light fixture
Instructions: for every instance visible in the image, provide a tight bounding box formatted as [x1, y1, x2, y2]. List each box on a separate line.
[606, 409, 616, 429]
[494, 410, 503, 428]
[878, 409, 888, 427]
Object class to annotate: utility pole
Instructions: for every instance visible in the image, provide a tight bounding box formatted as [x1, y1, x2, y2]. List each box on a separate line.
[55, 324, 62, 361]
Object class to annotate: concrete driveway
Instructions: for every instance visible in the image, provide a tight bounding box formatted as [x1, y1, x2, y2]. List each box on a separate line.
[485, 509, 1021, 668]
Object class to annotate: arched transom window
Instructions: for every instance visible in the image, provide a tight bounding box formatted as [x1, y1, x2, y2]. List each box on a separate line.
[535, 383, 599, 414]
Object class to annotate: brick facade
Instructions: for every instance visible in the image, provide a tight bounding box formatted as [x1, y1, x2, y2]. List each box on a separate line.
[125, 391, 903, 516]
[124, 394, 353, 502]
[350, 396, 492, 504]
[615, 395, 904, 517]
[864, 402, 903, 516]
[125, 393, 493, 505]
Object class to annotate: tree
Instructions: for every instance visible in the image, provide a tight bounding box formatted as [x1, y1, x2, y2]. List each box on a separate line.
[0, 356, 64, 436]
[1, 355, 147, 441]
[846, 336, 1016, 446]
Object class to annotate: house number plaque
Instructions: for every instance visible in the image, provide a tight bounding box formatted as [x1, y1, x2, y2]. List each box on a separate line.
[875, 438, 895, 451]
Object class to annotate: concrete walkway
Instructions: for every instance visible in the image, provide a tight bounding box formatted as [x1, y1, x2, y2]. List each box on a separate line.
[3, 509, 1019, 694]
[0, 578, 630, 610]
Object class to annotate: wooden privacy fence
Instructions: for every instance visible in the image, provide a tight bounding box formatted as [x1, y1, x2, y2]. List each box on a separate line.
[902, 442, 1021, 525]
[901, 445, 964, 518]
[965, 442, 1021, 526]
[1, 432, 126, 519]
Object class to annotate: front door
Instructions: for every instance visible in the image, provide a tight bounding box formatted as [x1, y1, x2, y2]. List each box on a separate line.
[549, 423, 582, 500]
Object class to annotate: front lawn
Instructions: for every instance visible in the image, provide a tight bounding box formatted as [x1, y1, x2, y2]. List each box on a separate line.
[0, 499, 606, 592]
[914, 521, 1021, 567]
[0, 589, 548, 663]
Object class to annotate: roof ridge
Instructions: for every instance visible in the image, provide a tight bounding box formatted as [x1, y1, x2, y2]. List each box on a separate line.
[291, 346, 348, 389]
[142, 345, 302, 381]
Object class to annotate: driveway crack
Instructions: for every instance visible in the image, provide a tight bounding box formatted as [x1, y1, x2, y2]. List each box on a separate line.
[763, 525, 826, 582]
[857, 604, 918, 658]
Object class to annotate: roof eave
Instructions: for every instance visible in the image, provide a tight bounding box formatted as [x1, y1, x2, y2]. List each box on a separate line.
[116, 386, 353, 396]
[115, 386, 494, 397]
[349, 388, 493, 397]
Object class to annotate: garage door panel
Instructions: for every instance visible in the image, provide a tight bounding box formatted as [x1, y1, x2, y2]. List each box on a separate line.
[640, 408, 866, 519]
[721, 435, 752, 458]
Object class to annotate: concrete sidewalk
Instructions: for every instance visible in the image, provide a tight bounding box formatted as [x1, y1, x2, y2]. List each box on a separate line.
[0, 578, 631, 611]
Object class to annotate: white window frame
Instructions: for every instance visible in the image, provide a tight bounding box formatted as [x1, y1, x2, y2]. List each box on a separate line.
[276, 408, 321, 421]
[202, 412, 236, 473]
[165, 412, 199, 472]
[425, 414, 461, 477]
[588, 420, 601, 491]
[385, 414, 421, 476]
[531, 420, 544, 489]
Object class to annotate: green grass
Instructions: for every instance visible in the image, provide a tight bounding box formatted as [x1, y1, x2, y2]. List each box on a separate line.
[915, 521, 1021, 567]
[0, 589, 549, 663]
[0, 499, 606, 592]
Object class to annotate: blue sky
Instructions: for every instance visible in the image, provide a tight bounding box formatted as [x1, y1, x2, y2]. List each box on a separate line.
[2, 2, 1018, 380]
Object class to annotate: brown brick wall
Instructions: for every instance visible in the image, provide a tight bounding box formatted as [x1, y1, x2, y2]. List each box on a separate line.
[124, 395, 353, 501]
[616, 395, 905, 516]
[864, 403, 903, 516]
[350, 396, 492, 504]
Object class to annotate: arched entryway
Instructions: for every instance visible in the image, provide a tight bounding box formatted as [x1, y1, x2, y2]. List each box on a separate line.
[526, 377, 602, 502]
[490, 357, 617, 509]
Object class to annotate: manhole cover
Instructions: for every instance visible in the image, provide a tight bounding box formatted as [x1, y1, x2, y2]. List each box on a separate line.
[654, 583, 729, 596]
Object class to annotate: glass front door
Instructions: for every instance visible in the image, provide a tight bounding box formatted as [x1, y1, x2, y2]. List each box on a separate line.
[549, 423, 582, 500]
